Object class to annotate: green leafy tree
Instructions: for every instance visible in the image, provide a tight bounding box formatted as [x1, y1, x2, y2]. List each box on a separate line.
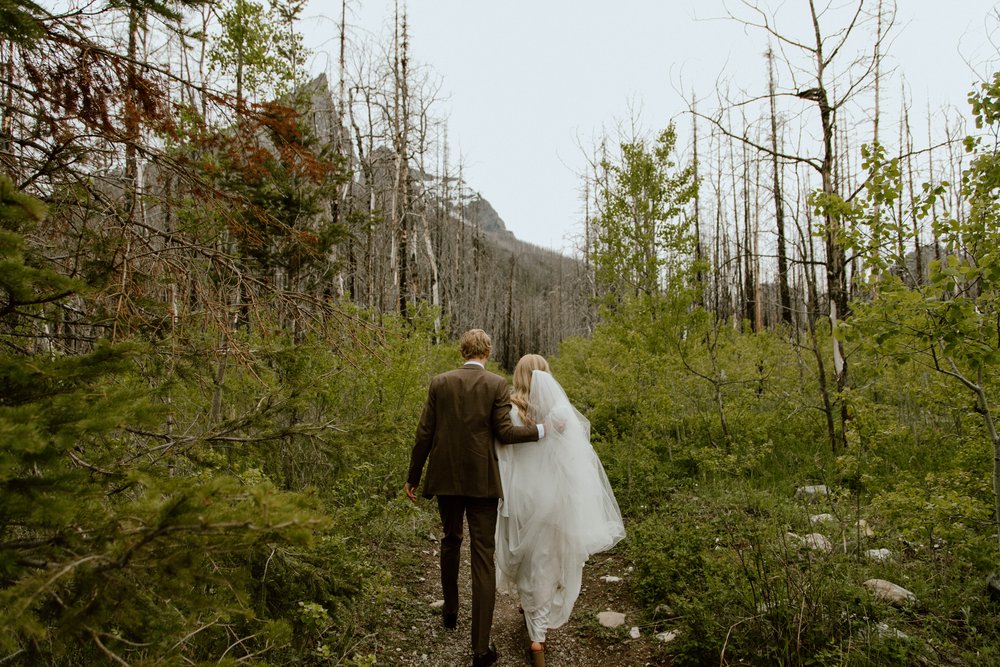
[591, 123, 699, 312]
[209, 0, 310, 106]
[842, 74, 1000, 549]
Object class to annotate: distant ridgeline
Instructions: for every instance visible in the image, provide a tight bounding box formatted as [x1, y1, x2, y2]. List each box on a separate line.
[311, 73, 592, 363]
[136, 73, 592, 365]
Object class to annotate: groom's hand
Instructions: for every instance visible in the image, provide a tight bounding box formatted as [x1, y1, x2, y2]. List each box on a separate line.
[403, 482, 418, 503]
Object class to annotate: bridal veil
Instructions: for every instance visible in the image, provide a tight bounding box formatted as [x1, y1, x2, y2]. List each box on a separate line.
[496, 370, 625, 630]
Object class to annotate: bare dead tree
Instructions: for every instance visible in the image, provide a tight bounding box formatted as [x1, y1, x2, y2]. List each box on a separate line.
[692, 91, 706, 307]
[689, 0, 897, 448]
[767, 45, 793, 325]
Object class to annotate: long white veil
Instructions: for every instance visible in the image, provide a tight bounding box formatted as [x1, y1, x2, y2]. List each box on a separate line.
[496, 370, 625, 629]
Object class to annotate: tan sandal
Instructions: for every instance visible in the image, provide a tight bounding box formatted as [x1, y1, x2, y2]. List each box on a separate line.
[529, 641, 545, 667]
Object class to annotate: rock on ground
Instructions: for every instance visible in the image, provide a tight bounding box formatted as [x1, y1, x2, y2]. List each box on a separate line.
[803, 533, 833, 552]
[864, 578, 916, 605]
[597, 610, 626, 628]
[795, 484, 830, 500]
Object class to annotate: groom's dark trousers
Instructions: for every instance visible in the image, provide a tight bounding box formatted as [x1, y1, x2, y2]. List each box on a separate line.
[438, 495, 499, 654]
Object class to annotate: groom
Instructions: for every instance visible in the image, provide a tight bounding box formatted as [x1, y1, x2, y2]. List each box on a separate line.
[404, 329, 545, 667]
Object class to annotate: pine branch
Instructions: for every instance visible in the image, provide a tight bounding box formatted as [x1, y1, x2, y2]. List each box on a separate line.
[88, 629, 131, 667]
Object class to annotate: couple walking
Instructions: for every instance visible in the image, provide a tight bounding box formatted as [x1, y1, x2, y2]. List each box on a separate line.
[404, 329, 625, 667]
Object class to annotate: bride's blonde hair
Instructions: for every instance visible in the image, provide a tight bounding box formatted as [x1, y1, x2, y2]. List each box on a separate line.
[511, 354, 550, 424]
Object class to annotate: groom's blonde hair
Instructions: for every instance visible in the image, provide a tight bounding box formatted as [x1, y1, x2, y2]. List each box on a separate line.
[459, 329, 492, 360]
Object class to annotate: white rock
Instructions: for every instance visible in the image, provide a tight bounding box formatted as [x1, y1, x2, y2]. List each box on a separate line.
[866, 548, 892, 561]
[788, 531, 832, 552]
[427, 532, 438, 541]
[629, 626, 641, 639]
[856, 519, 875, 537]
[430, 600, 445, 609]
[876, 622, 909, 640]
[803, 533, 833, 552]
[597, 611, 626, 628]
[809, 513, 835, 524]
[864, 579, 916, 605]
[600, 575, 623, 583]
[656, 631, 678, 642]
[795, 484, 830, 500]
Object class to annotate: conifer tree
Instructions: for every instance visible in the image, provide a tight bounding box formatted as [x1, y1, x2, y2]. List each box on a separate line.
[0, 176, 326, 663]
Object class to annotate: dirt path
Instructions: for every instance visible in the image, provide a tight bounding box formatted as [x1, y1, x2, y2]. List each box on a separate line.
[377, 528, 664, 667]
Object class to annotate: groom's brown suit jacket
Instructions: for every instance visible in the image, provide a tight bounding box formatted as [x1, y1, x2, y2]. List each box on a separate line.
[407, 364, 539, 499]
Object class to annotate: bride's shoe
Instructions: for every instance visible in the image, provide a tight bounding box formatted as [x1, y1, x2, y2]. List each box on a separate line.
[529, 641, 545, 667]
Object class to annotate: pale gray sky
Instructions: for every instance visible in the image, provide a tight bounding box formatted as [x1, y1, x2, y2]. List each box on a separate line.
[301, 1, 1000, 253]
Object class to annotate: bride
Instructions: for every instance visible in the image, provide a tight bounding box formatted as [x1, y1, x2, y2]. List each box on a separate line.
[495, 354, 625, 667]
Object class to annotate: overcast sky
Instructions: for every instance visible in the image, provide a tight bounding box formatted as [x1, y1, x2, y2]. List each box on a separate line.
[300, 1, 1000, 253]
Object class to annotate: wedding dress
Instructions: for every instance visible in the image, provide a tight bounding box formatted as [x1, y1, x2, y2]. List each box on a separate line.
[495, 370, 625, 641]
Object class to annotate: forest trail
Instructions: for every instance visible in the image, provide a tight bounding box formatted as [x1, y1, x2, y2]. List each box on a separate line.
[378, 528, 662, 667]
